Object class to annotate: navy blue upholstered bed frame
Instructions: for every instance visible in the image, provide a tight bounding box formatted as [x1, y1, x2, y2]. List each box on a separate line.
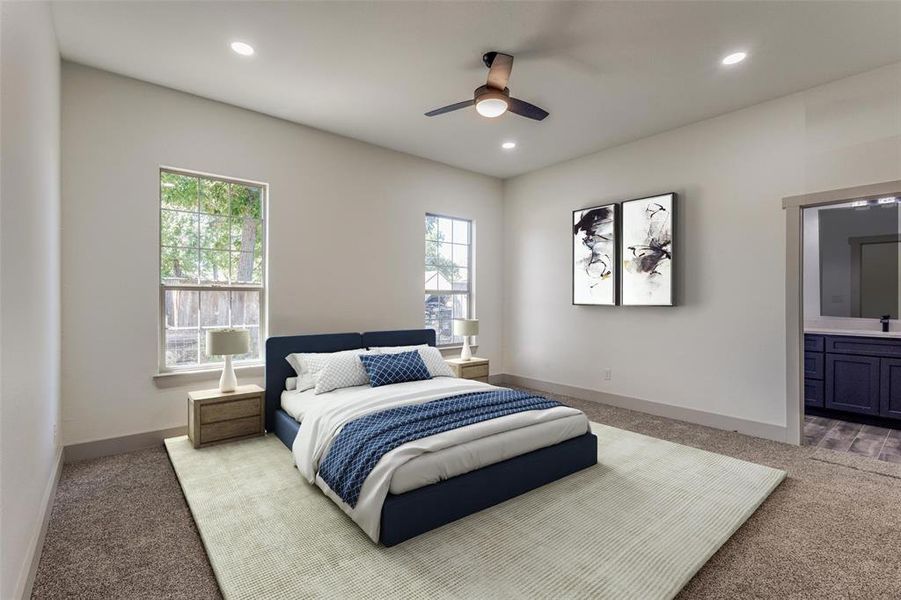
[265, 329, 598, 546]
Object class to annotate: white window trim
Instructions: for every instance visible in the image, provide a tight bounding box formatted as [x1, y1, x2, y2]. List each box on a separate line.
[425, 213, 475, 348]
[158, 167, 268, 374]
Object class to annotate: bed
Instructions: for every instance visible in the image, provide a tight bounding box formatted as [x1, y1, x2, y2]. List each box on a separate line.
[265, 329, 598, 546]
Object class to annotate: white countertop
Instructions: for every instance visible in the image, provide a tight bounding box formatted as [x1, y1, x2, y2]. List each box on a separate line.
[805, 328, 901, 339]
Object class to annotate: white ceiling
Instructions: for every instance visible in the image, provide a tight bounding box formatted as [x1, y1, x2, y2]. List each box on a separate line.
[52, 1, 901, 178]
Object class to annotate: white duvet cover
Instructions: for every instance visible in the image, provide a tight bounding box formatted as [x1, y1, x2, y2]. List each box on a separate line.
[290, 377, 588, 542]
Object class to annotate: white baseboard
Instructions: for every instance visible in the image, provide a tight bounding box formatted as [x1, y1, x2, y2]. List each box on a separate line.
[64, 425, 187, 463]
[17, 446, 63, 600]
[499, 373, 789, 444]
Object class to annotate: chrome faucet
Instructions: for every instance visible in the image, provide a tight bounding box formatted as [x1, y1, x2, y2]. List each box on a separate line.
[881, 314, 892, 333]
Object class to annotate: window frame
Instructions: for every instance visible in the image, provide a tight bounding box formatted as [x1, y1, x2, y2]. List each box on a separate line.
[424, 212, 474, 348]
[158, 166, 268, 373]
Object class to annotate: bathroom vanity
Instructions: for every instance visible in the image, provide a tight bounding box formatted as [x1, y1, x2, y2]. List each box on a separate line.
[805, 330, 901, 422]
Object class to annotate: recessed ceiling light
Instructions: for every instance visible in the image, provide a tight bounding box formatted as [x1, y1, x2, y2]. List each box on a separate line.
[721, 51, 747, 66]
[501, 141, 516, 150]
[230, 41, 255, 56]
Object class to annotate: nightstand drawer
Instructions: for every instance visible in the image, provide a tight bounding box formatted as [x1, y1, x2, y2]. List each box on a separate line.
[460, 364, 489, 379]
[201, 415, 260, 444]
[200, 397, 260, 424]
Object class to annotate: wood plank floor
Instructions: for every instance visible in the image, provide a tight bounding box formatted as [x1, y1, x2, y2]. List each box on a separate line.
[804, 415, 901, 462]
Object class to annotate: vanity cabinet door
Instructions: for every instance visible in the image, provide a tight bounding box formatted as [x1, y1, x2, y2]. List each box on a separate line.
[804, 335, 824, 353]
[804, 353, 824, 380]
[825, 354, 881, 416]
[804, 379, 824, 408]
[881, 358, 901, 419]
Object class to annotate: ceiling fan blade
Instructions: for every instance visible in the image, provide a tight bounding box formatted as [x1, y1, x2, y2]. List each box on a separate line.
[486, 53, 514, 90]
[424, 99, 474, 117]
[508, 97, 549, 121]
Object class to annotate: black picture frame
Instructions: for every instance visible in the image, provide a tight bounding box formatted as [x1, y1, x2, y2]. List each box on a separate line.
[572, 203, 619, 306]
[619, 192, 676, 307]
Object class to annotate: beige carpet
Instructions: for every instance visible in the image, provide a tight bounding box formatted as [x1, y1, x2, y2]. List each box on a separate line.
[165, 422, 784, 600]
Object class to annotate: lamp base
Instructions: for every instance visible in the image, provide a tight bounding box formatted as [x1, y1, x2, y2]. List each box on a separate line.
[219, 355, 237, 393]
[460, 337, 472, 361]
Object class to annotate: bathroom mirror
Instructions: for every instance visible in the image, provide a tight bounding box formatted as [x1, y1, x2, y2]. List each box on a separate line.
[804, 198, 900, 320]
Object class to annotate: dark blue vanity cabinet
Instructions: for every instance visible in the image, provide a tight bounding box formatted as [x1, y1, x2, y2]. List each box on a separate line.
[882, 358, 901, 419]
[824, 354, 880, 415]
[804, 335, 825, 408]
[805, 334, 901, 421]
[804, 379, 824, 408]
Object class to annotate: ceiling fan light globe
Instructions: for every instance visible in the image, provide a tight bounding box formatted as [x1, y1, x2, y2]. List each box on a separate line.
[475, 98, 508, 118]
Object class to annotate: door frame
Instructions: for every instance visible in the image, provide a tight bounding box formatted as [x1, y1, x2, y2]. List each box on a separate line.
[783, 179, 901, 446]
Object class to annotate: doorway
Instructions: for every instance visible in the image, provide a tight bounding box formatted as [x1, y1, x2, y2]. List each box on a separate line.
[784, 180, 901, 452]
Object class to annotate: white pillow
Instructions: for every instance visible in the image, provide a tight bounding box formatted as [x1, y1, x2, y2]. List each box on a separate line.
[314, 349, 373, 394]
[286, 353, 303, 375]
[370, 345, 455, 378]
[286, 352, 334, 392]
[286, 376, 297, 391]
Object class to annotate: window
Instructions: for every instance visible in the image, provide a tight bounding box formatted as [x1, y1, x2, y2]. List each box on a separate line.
[159, 168, 266, 371]
[425, 214, 472, 346]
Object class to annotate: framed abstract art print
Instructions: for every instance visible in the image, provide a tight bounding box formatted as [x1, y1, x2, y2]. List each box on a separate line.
[620, 193, 676, 306]
[572, 203, 618, 306]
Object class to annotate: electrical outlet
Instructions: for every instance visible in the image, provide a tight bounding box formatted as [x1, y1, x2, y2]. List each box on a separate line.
[603, 368, 612, 381]
[53, 423, 60, 447]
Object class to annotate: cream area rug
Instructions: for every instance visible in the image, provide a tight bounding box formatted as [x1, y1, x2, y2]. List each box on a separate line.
[165, 422, 785, 600]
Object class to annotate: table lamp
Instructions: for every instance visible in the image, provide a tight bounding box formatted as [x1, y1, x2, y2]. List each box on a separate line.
[452, 319, 479, 361]
[207, 328, 250, 392]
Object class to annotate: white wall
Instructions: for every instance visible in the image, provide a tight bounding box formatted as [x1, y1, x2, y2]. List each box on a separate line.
[61, 63, 503, 446]
[503, 63, 901, 438]
[0, 2, 62, 597]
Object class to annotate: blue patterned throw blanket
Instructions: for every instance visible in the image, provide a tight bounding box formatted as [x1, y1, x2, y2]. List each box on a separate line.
[318, 388, 561, 507]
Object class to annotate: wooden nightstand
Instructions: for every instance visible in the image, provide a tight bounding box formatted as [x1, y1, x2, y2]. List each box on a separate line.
[188, 384, 265, 449]
[446, 357, 489, 383]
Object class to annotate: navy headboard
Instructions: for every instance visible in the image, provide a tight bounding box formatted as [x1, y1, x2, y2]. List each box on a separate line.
[361, 328, 436, 349]
[264, 329, 436, 431]
[264, 332, 362, 431]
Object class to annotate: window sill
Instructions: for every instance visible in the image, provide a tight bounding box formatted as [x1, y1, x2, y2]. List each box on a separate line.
[153, 363, 264, 389]
[437, 344, 478, 357]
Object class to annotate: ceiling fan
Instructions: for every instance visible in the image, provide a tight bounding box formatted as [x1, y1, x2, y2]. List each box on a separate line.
[425, 51, 549, 121]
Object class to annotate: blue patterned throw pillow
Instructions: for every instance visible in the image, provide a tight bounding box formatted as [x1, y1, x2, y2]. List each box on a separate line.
[359, 350, 431, 387]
